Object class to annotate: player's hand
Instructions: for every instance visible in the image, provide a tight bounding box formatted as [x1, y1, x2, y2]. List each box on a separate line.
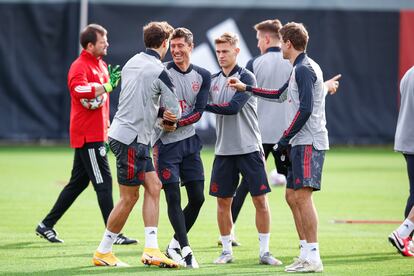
[108, 64, 121, 88]
[103, 64, 121, 93]
[273, 138, 291, 157]
[162, 120, 177, 132]
[163, 110, 178, 122]
[228, 77, 247, 92]
[324, 74, 341, 95]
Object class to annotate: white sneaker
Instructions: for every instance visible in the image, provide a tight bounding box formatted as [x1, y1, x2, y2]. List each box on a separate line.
[289, 259, 323, 273]
[259, 252, 283, 266]
[166, 246, 184, 265]
[214, 251, 233, 264]
[284, 257, 305, 272]
[183, 252, 199, 268]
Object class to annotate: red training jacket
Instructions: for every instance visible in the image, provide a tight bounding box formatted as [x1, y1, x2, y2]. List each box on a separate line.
[67, 50, 110, 148]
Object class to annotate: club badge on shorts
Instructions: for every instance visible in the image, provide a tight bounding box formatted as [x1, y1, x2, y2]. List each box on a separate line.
[98, 146, 106, 157]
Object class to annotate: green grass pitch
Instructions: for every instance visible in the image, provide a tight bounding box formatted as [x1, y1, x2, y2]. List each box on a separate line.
[0, 146, 413, 275]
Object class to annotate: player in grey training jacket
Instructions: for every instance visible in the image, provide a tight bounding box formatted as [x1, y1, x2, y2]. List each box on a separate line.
[152, 28, 210, 268]
[229, 19, 341, 253]
[93, 21, 180, 268]
[206, 32, 283, 267]
[227, 19, 292, 246]
[394, 65, 414, 217]
[229, 22, 329, 273]
[388, 65, 414, 257]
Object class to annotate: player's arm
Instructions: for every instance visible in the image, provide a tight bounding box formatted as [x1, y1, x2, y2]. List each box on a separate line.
[228, 77, 289, 102]
[69, 64, 121, 99]
[205, 70, 254, 115]
[177, 70, 211, 127]
[205, 93, 250, 115]
[154, 69, 181, 131]
[278, 66, 314, 145]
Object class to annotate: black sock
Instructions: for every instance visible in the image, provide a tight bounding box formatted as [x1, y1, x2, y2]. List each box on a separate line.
[164, 182, 189, 247]
[181, 181, 205, 235]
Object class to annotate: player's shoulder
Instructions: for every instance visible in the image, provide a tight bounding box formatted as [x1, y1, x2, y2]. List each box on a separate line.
[294, 55, 321, 83]
[246, 55, 260, 72]
[192, 64, 211, 77]
[239, 66, 255, 79]
[69, 56, 90, 75]
[238, 66, 256, 86]
[211, 70, 222, 80]
[164, 60, 175, 70]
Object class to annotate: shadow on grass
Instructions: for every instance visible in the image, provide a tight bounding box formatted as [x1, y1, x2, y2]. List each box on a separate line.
[322, 252, 402, 264]
[5, 265, 151, 275]
[0, 242, 60, 250]
[4, 265, 269, 276]
[27, 249, 144, 259]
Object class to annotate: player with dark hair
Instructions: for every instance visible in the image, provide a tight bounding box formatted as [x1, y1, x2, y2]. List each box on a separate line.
[153, 27, 210, 268]
[227, 20, 341, 261]
[93, 21, 180, 268]
[230, 22, 330, 273]
[35, 23, 136, 246]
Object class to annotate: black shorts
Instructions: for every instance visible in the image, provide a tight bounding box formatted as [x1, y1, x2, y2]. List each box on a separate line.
[109, 138, 154, 186]
[286, 145, 325, 191]
[153, 135, 204, 185]
[209, 151, 270, 198]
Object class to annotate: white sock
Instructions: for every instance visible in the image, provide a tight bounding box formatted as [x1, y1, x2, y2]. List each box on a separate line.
[221, 235, 233, 254]
[181, 246, 192, 257]
[258, 232, 270, 257]
[231, 225, 236, 240]
[299, 240, 308, 260]
[396, 219, 414, 238]
[97, 229, 118, 254]
[306, 242, 321, 263]
[168, 237, 180, 249]
[145, 227, 158, 248]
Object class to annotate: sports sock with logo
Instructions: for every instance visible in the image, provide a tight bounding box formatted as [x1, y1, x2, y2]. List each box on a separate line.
[258, 233, 270, 257]
[145, 227, 159, 248]
[299, 240, 308, 259]
[397, 218, 414, 238]
[221, 235, 233, 254]
[306, 242, 321, 263]
[97, 229, 118, 253]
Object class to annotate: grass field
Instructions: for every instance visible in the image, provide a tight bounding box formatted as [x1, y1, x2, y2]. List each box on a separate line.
[0, 146, 413, 275]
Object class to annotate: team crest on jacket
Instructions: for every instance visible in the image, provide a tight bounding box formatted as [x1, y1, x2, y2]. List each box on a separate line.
[211, 84, 220, 93]
[162, 168, 171, 180]
[192, 81, 200, 92]
[98, 146, 106, 157]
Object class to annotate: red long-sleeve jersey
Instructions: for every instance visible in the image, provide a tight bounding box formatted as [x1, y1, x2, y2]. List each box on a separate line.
[67, 50, 109, 148]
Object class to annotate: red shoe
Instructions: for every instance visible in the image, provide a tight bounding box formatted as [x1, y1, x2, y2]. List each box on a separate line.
[388, 231, 414, 257]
